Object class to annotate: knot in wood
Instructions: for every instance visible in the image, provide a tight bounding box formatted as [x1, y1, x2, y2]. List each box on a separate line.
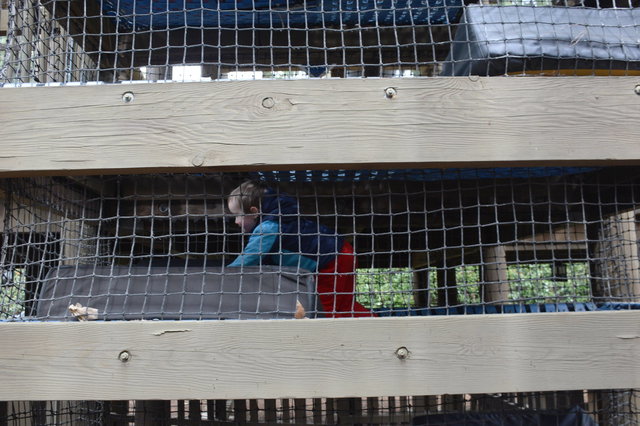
[262, 97, 276, 108]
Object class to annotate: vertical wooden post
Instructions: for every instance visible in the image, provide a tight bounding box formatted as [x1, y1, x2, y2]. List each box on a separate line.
[281, 399, 290, 422]
[214, 400, 227, 420]
[367, 396, 379, 419]
[411, 251, 430, 308]
[0, 401, 7, 426]
[412, 269, 430, 308]
[264, 399, 277, 422]
[436, 263, 458, 307]
[591, 210, 640, 302]
[294, 398, 307, 423]
[312, 399, 323, 424]
[188, 400, 201, 422]
[442, 394, 465, 413]
[351, 398, 362, 420]
[36, 8, 50, 84]
[206, 400, 214, 421]
[482, 245, 509, 303]
[610, 210, 640, 301]
[233, 399, 246, 423]
[134, 400, 170, 426]
[105, 401, 129, 426]
[30, 401, 47, 425]
[248, 399, 259, 423]
[474, 245, 510, 411]
[588, 209, 640, 424]
[177, 400, 185, 421]
[325, 398, 336, 424]
[336, 398, 353, 423]
[20, 0, 35, 83]
[388, 396, 396, 418]
[3, 0, 16, 82]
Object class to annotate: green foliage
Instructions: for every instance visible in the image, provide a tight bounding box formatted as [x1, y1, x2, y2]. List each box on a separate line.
[356, 262, 592, 309]
[508, 262, 591, 303]
[356, 268, 419, 309]
[456, 265, 482, 305]
[0, 268, 26, 319]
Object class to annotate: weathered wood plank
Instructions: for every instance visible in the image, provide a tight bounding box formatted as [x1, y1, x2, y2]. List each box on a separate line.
[0, 6, 8, 34]
[1, 77, 640, 176]
[0, 311, 638, 401]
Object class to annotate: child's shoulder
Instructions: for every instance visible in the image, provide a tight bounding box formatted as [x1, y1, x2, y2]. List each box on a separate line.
[254, 220, 280, 233]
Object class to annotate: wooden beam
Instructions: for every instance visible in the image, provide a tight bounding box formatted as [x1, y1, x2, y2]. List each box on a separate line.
[0, 311, 638, 401]
[0, 6, 7, 35]
[1, 77, 640, 176]
[482, 245, 509, 303]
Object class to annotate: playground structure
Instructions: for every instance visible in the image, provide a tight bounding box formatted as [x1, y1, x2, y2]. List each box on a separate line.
[1, 0, 640, 424]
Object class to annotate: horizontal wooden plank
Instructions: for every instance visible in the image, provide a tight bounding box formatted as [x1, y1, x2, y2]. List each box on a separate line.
[0, 77, 640, 176]
[0, 311, 638, 401]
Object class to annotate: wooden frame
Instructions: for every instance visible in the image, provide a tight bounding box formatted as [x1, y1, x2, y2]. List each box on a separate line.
[1, 77, 640, 407]
[1, 76, 640, 177]
[0, 311, 639, 401]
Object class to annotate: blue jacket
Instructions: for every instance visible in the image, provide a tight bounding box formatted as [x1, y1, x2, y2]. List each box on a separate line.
[228, 188, 343, 271]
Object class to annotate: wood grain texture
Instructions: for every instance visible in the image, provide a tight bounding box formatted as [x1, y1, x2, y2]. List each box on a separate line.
[1, 77, 640, 176]
[0, 7, 7, 34]
[0, 311, 638, 401]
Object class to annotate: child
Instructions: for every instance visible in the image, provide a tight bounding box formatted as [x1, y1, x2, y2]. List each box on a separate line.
[227, 180, 375, 318]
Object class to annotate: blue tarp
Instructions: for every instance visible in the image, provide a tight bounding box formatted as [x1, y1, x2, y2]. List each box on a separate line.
[412, 406, 598, 426]
[253, 167, 597, 182]
[374, 302, 638, 316]
[442, 6, 640, 76]
[100, 0, 462, 29]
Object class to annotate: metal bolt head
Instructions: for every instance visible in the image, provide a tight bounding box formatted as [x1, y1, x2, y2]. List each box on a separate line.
[395, 346, 409, 360]
[635, 84, 640, 95]
[118, 351, 131, 362]
[192, 153, 205, 167]
[122, 92, 135, 103]
[384, 87, 397, 99]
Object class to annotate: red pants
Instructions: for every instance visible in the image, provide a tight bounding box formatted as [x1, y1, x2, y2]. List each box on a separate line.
[316, 242, 376, 318]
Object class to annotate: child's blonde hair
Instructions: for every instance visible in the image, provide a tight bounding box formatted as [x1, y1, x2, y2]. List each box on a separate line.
[228, 180, 266, 213]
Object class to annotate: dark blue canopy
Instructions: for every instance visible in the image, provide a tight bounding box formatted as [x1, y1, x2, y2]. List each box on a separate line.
[100, 0, 462, 29]
[252, 167, 598, 182]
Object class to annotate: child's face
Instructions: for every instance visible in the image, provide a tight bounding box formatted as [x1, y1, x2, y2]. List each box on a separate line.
[228, 198, 259, 233]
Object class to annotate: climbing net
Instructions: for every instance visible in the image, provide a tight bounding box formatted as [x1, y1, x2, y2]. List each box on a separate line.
[2, 166, 639, 321]
[1, 0, 639, 84]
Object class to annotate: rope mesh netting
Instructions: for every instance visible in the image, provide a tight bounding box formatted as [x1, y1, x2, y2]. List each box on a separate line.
[1, 0, 639, 84]
[1, 389, 638, 424]
[1, 167, 640, 423]
[2, 166, 640, 322]
[2, 2, 640, 424]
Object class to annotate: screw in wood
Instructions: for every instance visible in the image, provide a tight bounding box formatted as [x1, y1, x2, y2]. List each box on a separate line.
[122, 92, 135, 103]
[395, 346, 409, 360]
[118, 351, 131, 362]
[384, 87, 397, 99]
